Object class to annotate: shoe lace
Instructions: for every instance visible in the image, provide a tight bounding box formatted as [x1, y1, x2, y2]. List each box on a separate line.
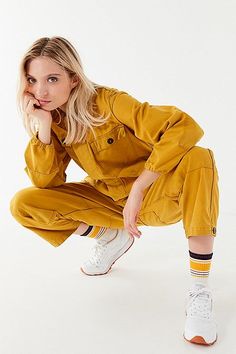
[87, 230, 119, 266]
[89, 240, 108, 266]
[186, 287, 213, 320]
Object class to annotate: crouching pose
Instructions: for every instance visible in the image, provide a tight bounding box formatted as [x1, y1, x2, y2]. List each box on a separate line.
[10, 36, 219, 346]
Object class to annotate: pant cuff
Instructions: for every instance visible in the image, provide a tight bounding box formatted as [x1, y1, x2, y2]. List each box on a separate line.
[185, 226, 217, 238]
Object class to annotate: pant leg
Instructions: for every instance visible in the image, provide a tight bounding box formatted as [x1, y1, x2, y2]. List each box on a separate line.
[10, 181, 125, 247]
[122, 146, 219, 238]
[178, 147, 219, 237]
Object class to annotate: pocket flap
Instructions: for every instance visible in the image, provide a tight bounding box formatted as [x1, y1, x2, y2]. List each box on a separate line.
[91, 125, 126, 153]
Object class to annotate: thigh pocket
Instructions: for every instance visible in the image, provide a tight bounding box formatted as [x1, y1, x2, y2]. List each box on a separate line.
[137, 210, 163, 226]
[139, 197, 182, 226]
[18, 207, 58, 226]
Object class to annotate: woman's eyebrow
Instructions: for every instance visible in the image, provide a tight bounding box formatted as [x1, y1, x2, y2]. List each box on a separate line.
[26, 73, 62, 77]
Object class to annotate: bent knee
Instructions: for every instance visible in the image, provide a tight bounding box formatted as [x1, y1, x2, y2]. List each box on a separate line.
[10, 186, 38, 217]
[182, 146, 216, 171]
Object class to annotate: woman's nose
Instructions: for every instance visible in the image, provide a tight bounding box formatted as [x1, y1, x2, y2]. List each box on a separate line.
[35, 85, 49, 98]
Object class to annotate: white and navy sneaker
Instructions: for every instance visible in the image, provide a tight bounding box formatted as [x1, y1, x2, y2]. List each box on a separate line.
[183, 284, 217, 345]
[80, 228, 134, 276]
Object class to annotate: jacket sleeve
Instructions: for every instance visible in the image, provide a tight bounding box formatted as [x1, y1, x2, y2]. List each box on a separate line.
[24, 129, 71, 188]
[108, 88, 204, 174]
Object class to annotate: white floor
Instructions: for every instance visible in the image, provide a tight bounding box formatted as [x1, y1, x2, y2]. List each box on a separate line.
[0, 211, 235, 354]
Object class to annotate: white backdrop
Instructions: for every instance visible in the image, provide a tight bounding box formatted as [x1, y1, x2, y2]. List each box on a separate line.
[0, 1, 235, 353]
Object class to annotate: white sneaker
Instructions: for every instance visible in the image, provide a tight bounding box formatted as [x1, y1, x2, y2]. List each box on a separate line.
[80, 228, 134, 275]
[183, 284, 217, 345]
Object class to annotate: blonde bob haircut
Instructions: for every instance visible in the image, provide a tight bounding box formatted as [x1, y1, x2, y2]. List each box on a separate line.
[16, 36, 110, 144]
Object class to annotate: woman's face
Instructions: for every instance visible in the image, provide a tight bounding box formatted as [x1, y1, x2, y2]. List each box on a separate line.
[25, 56, 79, 112]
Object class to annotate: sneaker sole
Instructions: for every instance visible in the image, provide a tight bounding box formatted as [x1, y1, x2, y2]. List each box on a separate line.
[183, 333, 217, 346]
[80, 235, 135, 276]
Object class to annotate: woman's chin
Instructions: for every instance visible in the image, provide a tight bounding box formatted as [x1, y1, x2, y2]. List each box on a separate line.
[41, 107, 52, 111]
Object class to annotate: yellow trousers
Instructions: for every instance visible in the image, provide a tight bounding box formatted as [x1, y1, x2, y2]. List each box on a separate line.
[10, 146, 219, 247]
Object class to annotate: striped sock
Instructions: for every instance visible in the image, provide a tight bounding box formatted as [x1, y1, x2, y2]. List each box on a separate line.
[189, 250, 213, 287]
[80, 225, 117, 240]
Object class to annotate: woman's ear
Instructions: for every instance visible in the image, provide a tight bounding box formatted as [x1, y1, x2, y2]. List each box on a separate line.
[71, 75, 80, 89]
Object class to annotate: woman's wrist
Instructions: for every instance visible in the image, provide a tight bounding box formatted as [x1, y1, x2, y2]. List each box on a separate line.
[133, 169, 161, 192]
[38, 121, 52, 145]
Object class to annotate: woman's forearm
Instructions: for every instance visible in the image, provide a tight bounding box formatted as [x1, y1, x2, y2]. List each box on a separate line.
[37, 122, 52, 145]
[133, 168, 161, 192]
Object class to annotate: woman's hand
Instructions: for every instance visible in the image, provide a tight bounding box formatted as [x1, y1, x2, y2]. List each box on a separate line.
[23, 92, 52, 125]
[122, 185, 144, 238]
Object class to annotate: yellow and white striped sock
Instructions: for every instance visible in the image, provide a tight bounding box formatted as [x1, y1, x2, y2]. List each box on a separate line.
[189, 250, 213, 287]
[80, 225, 117, 240]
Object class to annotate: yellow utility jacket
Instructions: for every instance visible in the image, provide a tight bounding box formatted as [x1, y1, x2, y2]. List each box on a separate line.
[24, 86, 204, 201]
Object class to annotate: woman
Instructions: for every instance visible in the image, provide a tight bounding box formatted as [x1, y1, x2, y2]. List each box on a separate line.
[10, 36, 219, 346]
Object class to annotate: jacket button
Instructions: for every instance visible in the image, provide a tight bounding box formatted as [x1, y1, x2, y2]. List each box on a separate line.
[107, 138, 114, 144]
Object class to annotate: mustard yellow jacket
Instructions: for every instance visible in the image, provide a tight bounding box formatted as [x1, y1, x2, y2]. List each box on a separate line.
[24, 86, 204, 201]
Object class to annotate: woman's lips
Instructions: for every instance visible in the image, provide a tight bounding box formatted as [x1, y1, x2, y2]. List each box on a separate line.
[39, 100, 51, 105]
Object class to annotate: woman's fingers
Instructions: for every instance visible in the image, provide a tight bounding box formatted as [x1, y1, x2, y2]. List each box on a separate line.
[23, 94, 33, 113]
[124, 214, 142, 238]
[23, 93, 40, 114]
[129, 223, 141, 237]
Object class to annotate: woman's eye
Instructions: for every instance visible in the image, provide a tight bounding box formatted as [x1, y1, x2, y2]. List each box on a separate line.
[26, 77, 58, 84]
[48, 77, 58, 82]
[27, 78, 35, 84]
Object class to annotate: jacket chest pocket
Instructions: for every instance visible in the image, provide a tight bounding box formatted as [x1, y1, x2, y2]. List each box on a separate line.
[89, 125, 127, 177]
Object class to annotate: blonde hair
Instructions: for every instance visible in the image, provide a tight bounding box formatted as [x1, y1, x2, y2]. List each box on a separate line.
[16, 36, 110, 144]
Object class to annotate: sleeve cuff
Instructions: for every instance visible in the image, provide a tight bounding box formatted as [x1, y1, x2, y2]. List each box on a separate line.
[31, 132, 54, 148]
[144, 161, 165, 174]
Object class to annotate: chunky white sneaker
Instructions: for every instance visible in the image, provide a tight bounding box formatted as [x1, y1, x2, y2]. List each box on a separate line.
[183, 285, 217, 345]
[80, 228, 134, 275]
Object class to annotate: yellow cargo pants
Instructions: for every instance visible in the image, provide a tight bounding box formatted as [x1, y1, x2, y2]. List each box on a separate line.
[10, 146, 219, 247]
